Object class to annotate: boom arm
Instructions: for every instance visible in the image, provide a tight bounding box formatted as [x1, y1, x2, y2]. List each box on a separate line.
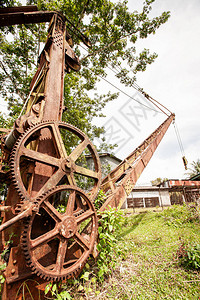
[99, 113, 175, 211]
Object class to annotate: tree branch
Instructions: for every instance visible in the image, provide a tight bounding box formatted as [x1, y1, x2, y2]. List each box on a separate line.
[0, 60, 25, 102]
[76, 0, 91, 28]
[80, 30, 137, 62]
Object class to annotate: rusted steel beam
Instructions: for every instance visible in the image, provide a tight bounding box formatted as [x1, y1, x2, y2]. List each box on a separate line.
[168, 180, 200, 187]
[100, 114, 175, 211]
[0, 128, 10, 133]
[101, 114, 175, 193]
[0, 206, 12, 212]
[0, 204, 35, 233]
[0, 9, 64, 27]
[0, 5, 38, 14]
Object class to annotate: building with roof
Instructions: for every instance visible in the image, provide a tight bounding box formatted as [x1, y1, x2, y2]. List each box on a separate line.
[87, 153, 200, 209]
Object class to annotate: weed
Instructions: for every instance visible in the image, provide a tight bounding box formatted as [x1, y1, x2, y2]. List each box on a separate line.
[94, 189, 107, 210]
[45, 282, 72, 300]
[96, 206, 124, 280]
[16, 279, 41, 300]
[160, 204, 200, 227]
[177, 240, 200, 270]
[3, 204, 198, 299]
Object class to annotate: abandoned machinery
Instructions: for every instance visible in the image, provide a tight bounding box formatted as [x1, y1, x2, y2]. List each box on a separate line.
[0, 5, 175, 298]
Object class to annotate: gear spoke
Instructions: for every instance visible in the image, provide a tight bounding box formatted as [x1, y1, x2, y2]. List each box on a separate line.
[38, 168, 65, 196]
[52, 123, 68, 159]
[54, 239, 68, 274]
[74, 232, 90, 250]
[20, 146, 60, 167]
[65, 190, 76, 216]
[66, 173, 76, 186]
[41, 199, 62, 223]
[76, 209, 94, 225]
[74, 165, 99, 179]
[30, 227, 59, 250]
[69, 139, 88, 162]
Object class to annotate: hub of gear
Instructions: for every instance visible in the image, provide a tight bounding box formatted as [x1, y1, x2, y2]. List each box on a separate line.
[21, 185, 98, 281]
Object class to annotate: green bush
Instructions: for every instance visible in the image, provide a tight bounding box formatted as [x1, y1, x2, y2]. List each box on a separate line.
[161, 204, 199, 227]
[177, 241, 200, 270]
[96, 206, 124, 280]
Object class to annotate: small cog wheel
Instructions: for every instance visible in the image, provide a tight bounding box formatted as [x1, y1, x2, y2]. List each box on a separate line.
[21, 185, 98, 281]
[9, 121, 101, 205]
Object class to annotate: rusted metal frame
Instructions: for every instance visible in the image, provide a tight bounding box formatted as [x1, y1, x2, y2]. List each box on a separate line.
[0, 10, 64, 27]
[0, 206, 11, 212]
[25, 15, 66, 200]
[26, 62, 48, 115]
[1, 13, 66, 294]
[106, 174, 115, 193]
[0, 203, 36, 233]
[0, 128, 10, 134]
[42, 15, 66, 122]
[101, 114, 175, 193]
[0, 5, 38, 14]
[100, 114, 175, 211]
[1, 8, 92, 297]
[0, 10, 74, 299]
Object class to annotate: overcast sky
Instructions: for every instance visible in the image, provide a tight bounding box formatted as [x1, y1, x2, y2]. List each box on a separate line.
[93, 0, 200, 185]
[1, 0, 199, 185]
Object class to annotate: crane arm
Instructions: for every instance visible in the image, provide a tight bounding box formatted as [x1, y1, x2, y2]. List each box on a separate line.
[99, 113, 175, 211]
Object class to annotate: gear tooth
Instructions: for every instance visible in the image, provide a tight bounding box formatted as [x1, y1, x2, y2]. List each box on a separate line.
[31, 266, 36, 272]
[36, 270, 41, 277]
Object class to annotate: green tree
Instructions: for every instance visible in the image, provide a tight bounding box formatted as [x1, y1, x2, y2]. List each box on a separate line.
[151, 177, 168, 186]
[186, 159, 200, 179]
[0, 0, 170, 150]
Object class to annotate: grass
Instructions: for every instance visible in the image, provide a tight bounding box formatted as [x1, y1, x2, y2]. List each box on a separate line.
[69, 204, 200, 300]
[9, 204, 198, 299]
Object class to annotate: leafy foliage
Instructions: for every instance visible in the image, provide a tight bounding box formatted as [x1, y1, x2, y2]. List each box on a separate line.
[151, 177, 168, 186]
[0, 0, 170, 151]
[185, 159, 200, 179]
[45, 282, 72, 300]
[94, 189, 106, 210]
[96, 206, 124, 280]
[160, 204, 200, 227]
[177, 241, 200, 270]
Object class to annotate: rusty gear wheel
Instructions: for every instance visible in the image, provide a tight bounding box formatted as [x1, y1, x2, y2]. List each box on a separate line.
[21, 185, 98, 281]
[9, 121, 101, 207]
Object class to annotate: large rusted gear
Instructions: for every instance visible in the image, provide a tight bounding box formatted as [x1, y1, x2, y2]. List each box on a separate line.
[21, 185, 98, 281]
[9, 121, 101, 208]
